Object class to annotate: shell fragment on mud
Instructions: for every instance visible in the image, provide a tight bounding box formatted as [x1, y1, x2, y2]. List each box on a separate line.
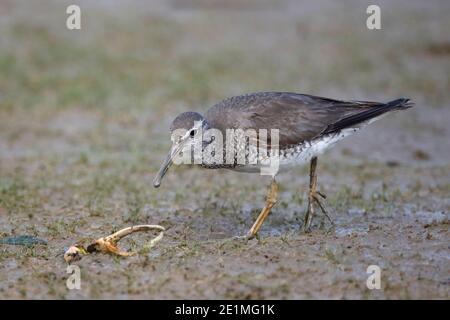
[64, 224, 165, 263]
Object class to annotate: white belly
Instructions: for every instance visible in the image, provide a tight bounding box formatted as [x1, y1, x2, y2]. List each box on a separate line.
[230, 128, 359, 174]
[278, 128, 358, 171]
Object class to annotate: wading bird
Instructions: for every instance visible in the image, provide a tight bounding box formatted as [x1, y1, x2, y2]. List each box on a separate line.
[153, 92, 413, 238]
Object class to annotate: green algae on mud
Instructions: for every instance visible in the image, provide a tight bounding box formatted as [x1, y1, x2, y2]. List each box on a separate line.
[0, 235, 47, 247]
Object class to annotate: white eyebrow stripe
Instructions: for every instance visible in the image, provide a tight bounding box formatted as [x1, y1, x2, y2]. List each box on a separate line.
[170, 120, 204, 142]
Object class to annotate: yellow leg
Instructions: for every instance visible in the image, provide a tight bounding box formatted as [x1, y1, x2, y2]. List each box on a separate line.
[246, 179, 278, 239]
[303, 157, 332, 232]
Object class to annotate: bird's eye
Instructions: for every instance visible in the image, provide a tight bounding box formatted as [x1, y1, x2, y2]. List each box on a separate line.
[190, 129, 196, 137]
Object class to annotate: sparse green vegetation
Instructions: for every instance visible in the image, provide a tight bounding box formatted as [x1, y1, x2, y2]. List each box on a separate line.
[0, 0, 449, 299]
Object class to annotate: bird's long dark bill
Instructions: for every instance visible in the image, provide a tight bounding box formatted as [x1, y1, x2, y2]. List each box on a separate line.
[153, 144, 183, 188]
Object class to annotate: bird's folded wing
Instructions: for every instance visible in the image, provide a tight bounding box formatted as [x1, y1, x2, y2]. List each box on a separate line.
[237, 92, 381, 147]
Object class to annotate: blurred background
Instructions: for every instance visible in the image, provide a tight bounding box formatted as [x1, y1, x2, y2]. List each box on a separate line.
[0, 0, 449, 299]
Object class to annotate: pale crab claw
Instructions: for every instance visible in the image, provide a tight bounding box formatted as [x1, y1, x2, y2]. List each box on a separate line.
[87, 225, 166, 256]
[63, 225, 166, 263]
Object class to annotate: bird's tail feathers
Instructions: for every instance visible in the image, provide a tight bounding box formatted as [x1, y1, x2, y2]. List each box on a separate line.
[385, 97, 414, 109]
[323, 98, 413, 134]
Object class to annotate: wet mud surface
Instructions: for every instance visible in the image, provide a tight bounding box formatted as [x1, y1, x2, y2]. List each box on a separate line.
[0, 0, 449, 299]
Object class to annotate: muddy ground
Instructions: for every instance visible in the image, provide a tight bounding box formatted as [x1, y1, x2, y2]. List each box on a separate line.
[0, 0, 449, 299]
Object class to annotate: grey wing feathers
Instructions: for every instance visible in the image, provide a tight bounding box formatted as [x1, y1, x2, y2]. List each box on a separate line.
[206, 92, 412, 148]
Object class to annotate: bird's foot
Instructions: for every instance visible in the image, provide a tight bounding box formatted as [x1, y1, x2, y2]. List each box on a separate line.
[232, 235, 250, 242]
[303, 190, 334, 233]
[234, 231, 257, 241]
[217, 233, 254, 249]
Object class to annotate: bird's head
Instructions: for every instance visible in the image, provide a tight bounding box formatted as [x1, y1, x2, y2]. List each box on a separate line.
[153, 112, 208, 188]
